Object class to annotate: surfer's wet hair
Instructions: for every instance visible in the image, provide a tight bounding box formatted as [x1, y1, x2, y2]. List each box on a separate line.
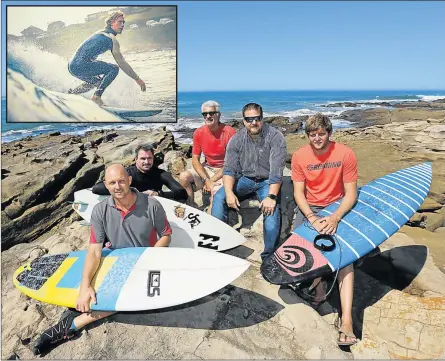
[105, 11, 125, 28]
[305, 113, 333, 135]
[135, 144, 155, 158]
[201, 100, 220, 113]
[242, 102, 263, 118]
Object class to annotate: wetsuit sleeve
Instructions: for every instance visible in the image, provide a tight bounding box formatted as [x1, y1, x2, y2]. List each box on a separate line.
[91, 181, 111, 195]
[159, 171, 188, 202]
[110, 36, 140, 80]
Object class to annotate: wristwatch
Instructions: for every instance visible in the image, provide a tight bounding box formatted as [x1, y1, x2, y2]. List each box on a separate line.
[268, 194, 277, 200]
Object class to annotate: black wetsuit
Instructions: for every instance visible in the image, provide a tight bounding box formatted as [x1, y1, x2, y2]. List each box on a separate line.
[92, 166, 188, 202]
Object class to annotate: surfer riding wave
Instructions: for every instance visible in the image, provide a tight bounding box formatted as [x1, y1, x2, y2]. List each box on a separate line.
[68, 11, 146, 106]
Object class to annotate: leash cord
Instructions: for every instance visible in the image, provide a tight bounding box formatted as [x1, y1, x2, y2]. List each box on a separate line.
[295, 215, 343, 303]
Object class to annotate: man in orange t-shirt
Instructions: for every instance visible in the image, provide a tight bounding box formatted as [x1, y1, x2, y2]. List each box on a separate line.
[179, 100, 236, 211]
[291, 113, 358, 347]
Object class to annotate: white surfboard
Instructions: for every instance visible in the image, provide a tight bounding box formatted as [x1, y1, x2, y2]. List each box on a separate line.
[14, 247, 250, 312]
[72, 189, 247, 252]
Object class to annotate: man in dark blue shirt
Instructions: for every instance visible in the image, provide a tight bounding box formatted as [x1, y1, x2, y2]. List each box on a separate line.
[68, 11, 146, 106]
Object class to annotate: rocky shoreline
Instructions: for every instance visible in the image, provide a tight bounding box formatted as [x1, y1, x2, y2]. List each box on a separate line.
[1, 101, 445, 359]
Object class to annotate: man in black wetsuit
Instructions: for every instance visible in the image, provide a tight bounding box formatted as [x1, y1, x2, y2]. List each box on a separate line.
[68, 11, 146, 106]
[92, 144, 188, 202]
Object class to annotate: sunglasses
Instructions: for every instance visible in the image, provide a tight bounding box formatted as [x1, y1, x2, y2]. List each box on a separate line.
[202, 111, 219, 118]
[243, 116, 263, 123]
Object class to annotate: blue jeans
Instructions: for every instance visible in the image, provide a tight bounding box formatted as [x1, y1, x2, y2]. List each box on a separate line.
[211, 176, 281, 260]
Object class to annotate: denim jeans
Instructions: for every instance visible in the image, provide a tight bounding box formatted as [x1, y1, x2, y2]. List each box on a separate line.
[211, 176, 281, 260]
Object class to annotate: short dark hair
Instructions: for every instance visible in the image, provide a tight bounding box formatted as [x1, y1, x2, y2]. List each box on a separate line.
[242, 102, 263, 118]
[135, 143, 155, 158]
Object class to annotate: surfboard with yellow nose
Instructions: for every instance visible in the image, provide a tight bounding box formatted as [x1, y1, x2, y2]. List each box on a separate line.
[13, 247, 249, 311]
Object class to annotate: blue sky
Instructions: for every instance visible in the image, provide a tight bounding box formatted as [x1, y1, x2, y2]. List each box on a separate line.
[2, 1, 445, 93]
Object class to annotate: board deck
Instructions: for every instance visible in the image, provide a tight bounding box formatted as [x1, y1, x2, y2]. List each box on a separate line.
[261, 163, 433, 284]
[13, 247, 250, 311]
[72, 189, 247, 252]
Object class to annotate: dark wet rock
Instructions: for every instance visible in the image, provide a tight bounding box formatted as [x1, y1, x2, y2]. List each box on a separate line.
[321, 102, 358, 107]
[1, 128, 178, 250]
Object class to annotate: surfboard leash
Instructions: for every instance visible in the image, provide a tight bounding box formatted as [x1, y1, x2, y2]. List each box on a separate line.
[295, 218, 343, 304]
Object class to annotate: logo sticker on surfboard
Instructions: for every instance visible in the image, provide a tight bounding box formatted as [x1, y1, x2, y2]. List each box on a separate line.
[147, 270, 161, 297]
[174, 205, 186, 219]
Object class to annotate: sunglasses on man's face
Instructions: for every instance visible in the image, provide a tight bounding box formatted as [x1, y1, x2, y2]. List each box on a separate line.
[243, 116, 263, 123]
[202, 111, 219, 118]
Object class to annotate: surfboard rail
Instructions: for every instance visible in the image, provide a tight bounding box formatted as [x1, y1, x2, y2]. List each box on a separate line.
[261, 162, 433, 284]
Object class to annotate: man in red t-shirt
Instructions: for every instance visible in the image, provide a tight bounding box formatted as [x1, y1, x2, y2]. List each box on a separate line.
[291, 113, 358, 347]
[179, 100, 236, 211]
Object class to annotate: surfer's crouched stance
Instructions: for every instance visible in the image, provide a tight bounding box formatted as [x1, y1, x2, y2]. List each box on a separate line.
[32, 164, 171, 355]
[68, 11, 146, 106]
[291, 113, 358, 346]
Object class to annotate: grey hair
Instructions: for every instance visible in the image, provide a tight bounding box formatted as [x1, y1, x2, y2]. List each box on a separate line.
[201, 100, 220, 112]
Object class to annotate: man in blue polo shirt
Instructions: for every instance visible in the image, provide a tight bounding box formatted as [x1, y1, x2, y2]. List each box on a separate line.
[33, 164, 171, 355]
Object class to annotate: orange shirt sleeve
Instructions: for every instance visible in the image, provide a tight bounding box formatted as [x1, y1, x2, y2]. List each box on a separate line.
[343, 148, 358, 183]
[291, 150, 306, 182]
[192, 128, 202, 156]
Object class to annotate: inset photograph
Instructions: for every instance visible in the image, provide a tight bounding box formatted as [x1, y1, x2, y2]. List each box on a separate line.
[5, 5, 177, 123]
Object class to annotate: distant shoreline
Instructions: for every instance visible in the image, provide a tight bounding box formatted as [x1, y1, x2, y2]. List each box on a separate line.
[2, 91, 445, 144]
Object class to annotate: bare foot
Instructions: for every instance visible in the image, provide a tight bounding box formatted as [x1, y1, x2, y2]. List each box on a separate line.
[91, 95, 104, 106]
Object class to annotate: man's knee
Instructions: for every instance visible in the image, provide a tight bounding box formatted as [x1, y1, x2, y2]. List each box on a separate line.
[109, 64, 119, 76]
[179, 170, 193, 186]
[212, 188, 226, 204]
[339, 264, 354, 277]
[89, 310, 115, 320]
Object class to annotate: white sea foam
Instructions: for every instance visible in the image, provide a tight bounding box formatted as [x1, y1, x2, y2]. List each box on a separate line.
[8, 44, 176, 119]
[417, 95, 445, 102]
[8, 42, 74, 93]
[2, 124, 53, 136]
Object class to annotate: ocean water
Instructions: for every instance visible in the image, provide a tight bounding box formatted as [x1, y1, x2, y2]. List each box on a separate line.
[2, 90, 445, 143]
[6, 40, 176, 126]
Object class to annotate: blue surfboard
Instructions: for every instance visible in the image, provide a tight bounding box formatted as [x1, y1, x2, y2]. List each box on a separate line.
[261, 163, 432, 284]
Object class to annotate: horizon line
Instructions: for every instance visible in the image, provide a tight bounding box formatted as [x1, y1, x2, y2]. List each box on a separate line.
[2, 89, 445, 99]
[177, 89, 445, 93]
